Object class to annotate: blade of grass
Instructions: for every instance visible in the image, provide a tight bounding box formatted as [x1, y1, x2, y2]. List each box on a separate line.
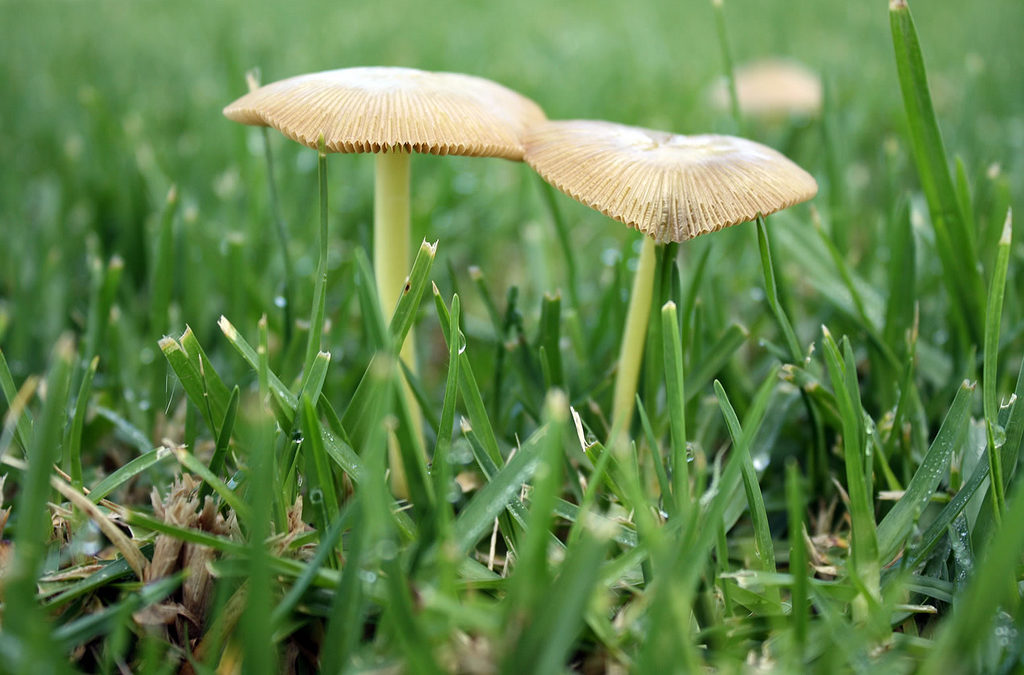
[921, 481, 1024, 673]
[5, 337, 73, 672]
[202, 385, 240, 501]
[662, 301, 691, 514]
[821, 328, 881, 621]
[66, 355, 98, 488]
[174, 446, 252, 524]
[300, 394, 341, 539]
[0, 346, 34, 451]
[890, 0, 984, 346]
[148, 185, 179, 340]
[786, 460, 809, 663]
[983, 209, 1012, 520]
[246, 69, 295, 348]
[241, 315, 278, 675]
[714, 378, 779, 599]
[904, 454, 989, 570]
[453, 422, 552, 556]
[876, 380, 974, 565]
[430, 292, 462, 594]
[537, 178, 581, 311]
[506, 391, 568, 615]
[388, 239, 437, 349]
[89, 445, 173, 503]
[301, 139, 329, 386]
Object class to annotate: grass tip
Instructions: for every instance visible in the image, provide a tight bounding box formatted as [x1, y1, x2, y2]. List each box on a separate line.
[889, 0, 907, 10]
[661, 300, 677, 312]
[218, 316, 238, 341]
[166, 184, 178, 205]
[54, 333, 76, 361]
[109, 255, 125, 270]
[158, 336, 180, 351]
[544, 389, 569, 421]
[245, 68, 261, 92]
[423, 239, 439, 255]
[431, 280, 441, 296]
[468, 265, 482, 280]
[962, 379, 977, 391]
[1000, 207, 1013, 245]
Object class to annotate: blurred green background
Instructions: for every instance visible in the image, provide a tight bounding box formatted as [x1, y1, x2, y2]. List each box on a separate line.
[1, 0, 1021, 376]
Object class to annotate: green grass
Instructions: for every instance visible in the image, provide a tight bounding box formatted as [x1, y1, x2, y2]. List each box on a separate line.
[1, 0, 1023, 672]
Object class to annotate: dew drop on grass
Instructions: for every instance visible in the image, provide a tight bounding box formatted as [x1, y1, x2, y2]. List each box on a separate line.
[358, 569, 377, 585]
[139, 399, 151, 412]
[450, 439, 472, 465]
[274, 295, 286, 308]
[309, 488, 324, 505]
[601, 248, 620, 267]
[752, 452, 769, 472]
[376, 539, 397, 561]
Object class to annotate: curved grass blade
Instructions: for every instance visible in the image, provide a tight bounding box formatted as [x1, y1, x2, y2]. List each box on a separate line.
[876, 380, 974, 565]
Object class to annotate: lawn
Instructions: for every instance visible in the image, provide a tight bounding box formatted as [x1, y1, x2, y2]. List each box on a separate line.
[1, 0, 1023, 672]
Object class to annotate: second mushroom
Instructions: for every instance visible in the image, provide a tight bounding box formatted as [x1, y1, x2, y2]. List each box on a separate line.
[524, 119, 818, 436]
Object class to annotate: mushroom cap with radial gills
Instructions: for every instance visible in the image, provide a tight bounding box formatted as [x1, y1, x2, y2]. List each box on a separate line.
[523, 119, 818, 243]
[223, 66, 547, 160]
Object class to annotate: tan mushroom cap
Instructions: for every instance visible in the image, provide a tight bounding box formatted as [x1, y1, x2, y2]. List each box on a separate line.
[223, 66, 546, 160]
[524, 120, 818, 243]
[711, 59, 822, 118]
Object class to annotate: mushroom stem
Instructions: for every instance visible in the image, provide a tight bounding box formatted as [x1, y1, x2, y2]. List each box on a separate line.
[610, 235, 658, 436]
[374, 149, 422, 460]
[374, 149, 417, 369]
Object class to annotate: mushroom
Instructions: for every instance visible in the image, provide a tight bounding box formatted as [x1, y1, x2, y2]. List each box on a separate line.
[224, 66, 546, 370]
[524, 119, 817, 434]
[710, 58, 822, 120]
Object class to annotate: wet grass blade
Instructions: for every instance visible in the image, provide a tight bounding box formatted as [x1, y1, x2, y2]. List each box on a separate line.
[876, 380, 974, 566]
[88, 446, 173, 503]
[301, 393, 341, 538]
[821, 328, 880, 614]
[890, 0, 984, 345]
[714, 377, 779, 595]
[662, 301, 690, 513]
[905, 455, 989, 571]
[983, 210, 1012, 517]
[453, 423, 551, 555]
[921, 481, 1024, 673]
